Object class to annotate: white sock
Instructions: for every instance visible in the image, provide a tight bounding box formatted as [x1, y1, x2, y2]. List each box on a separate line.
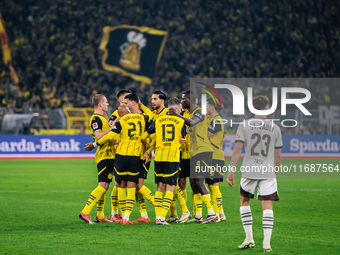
[263, 209, 274, 246]
[142, 215, 148, 219]
[240, 206, 253, 241]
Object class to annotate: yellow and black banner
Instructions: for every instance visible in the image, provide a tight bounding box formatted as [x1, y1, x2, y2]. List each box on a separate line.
[99, 25, 167, 84]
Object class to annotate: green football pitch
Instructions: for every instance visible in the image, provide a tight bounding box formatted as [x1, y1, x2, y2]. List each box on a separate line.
[0, 159, 339, 255]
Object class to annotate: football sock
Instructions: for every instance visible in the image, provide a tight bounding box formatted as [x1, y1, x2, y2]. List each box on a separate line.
[111, 185, 118, 215]
[124, 188, 136, 221]
[138, 185, 155, 206]
[160, 191, 174, 218]
[96, 190, 107, 219]
[263, 209, 274, 245]
[182, 188, 188, 204]
[208, 185, 220, 214]
[176, 185, 188, 213]
[136, 191, 148, 217]
[154, 191, 163, 219]
[240, 206, 253, 241]
[194, 193, 202, 218]
[117, 187, 127, 215]
[82, 186, 106, 215]
[202, 194, 214, 215]
[191, 191, 196, 216]
[170, 198, 177, 216]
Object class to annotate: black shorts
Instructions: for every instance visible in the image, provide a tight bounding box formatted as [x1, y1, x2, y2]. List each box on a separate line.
[179, 158, 190, 178]
[154, 161, 179, 186]
[190, 152, 213, 178]
[114, 154, 142, 184]
[138, 160, 149, 179]
[97, 159, 114, 183]
[205, 159, 225, 185]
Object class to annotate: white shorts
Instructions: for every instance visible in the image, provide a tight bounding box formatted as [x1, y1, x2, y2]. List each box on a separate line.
[240, 178, 279, 201]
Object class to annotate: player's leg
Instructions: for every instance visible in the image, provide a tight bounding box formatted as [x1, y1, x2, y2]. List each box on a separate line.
[79, 160, 110, 224]
[238, 178, 256, 249]
[155, 181, 165, 224]
[132, 177, 150, 223]
[122, 181, 136, 224]
[110, 182, 122, 221]
[258, 178, 279, 252]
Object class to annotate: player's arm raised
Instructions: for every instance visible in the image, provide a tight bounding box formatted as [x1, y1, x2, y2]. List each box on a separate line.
[168, 107, 202, 126]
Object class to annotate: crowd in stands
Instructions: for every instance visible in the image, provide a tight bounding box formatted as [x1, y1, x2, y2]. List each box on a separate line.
[0, 0, 339, 133]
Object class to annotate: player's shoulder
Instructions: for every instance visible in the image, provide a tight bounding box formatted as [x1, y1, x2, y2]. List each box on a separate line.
[91, 114, 104, 122]
[110, 110, 119, 118]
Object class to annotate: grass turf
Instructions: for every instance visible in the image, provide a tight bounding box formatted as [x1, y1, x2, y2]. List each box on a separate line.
[0, 159, 339, 255]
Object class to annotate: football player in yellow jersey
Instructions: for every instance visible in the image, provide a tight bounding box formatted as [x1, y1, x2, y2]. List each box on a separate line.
[85, 93, 151, 225]
[205, 98, 226, 222]
[108, 89, 154, 223]
[150, 92, 189, 223]
[169, 91, 218, 224]
[142, 97, 188, 225]
[79, 94, 117, 224]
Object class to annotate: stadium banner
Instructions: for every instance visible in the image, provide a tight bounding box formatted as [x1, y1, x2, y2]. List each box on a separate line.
[99, 25, 168, 84]
[0, 135, 95, 159]
[223, 135, 340, 158]
[0, 134, 339, 159]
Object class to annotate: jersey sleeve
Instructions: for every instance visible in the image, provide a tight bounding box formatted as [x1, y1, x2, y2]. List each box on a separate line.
[143, 114, 151, 130]
[208, 119, 222, 134]
[111, 121, 122, 134]
[275, 126, 283, 149]
[140, 104, 153, 121]
[91, 116, 103, 131]
[193, 109, 205, 123]
[235, 124, 245, 143]
[147, 121, 156, 134]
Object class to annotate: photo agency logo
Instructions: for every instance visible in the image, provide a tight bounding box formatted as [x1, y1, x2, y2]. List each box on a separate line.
[197, 80, 312, 128]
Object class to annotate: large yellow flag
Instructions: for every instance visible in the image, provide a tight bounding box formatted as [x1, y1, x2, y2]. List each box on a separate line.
[0, 13, 19, 83]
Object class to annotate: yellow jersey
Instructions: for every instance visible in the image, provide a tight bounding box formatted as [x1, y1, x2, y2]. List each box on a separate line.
[152, 107, 169, 122]
[90, 114, 115, 164]
[181, 109, 191, 159]
[147, 115, 186, 162]
[208, 114, 225, 161]
[190, 107, 212, 156]
[99, 113, 150, 157]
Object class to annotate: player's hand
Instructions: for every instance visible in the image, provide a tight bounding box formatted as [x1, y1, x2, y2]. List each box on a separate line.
[84, 143, 95, 151]
[143, 152, 150, 164]
[179, 138, 186, 145]
[112, 139, 117, 145]
[168, 107, 176, 116]
[227, 171, 234, 187]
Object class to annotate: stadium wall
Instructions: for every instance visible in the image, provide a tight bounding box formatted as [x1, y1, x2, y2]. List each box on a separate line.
[0, 135, 339, 159]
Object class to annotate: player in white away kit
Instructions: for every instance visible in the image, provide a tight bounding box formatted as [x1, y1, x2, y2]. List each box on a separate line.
[227, 96, 283, 253]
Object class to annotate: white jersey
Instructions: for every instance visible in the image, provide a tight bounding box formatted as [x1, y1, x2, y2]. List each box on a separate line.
[235, 118, 283, 179]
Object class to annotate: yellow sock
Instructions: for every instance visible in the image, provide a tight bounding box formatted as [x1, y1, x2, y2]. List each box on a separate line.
[154, 191, 163, 218]
[170, 198, 177, 216]
[176, 185, 188, 213]
[191, 191, 196, 216]
[194, 193, 202, 217]
[138, 185, 155, 206]
[82, 186, 106, 215]
[182, 188, 187, 204]
[111, 185, 118, 215]
[160, 191, 174, 218]
[136, 191, 148, 217]
[97, 190, 107, 219]
[202, 194, 214, 214]
[209, 186, 220, 214]
[117, 187, 127, 215]
[125, 188, 136, 219]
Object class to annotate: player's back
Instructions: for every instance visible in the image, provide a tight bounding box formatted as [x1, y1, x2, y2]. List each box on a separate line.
[115, 113, 147, 157]
[236, 118, 283, 179]
[154, 115, 186, 162]
[190, 107, 212, 156]
[208, 114, 225, 161]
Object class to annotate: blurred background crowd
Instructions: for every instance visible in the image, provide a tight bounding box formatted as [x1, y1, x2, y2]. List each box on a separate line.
[0, 0, 339, 133]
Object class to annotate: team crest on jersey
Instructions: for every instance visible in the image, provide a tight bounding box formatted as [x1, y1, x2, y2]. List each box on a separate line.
[92, 122, 98, 129]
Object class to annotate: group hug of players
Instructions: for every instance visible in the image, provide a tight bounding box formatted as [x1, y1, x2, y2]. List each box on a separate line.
[79, 89, 226, 226]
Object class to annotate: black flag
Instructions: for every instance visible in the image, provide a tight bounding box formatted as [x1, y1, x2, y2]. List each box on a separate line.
[100, 25, 168, 84]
